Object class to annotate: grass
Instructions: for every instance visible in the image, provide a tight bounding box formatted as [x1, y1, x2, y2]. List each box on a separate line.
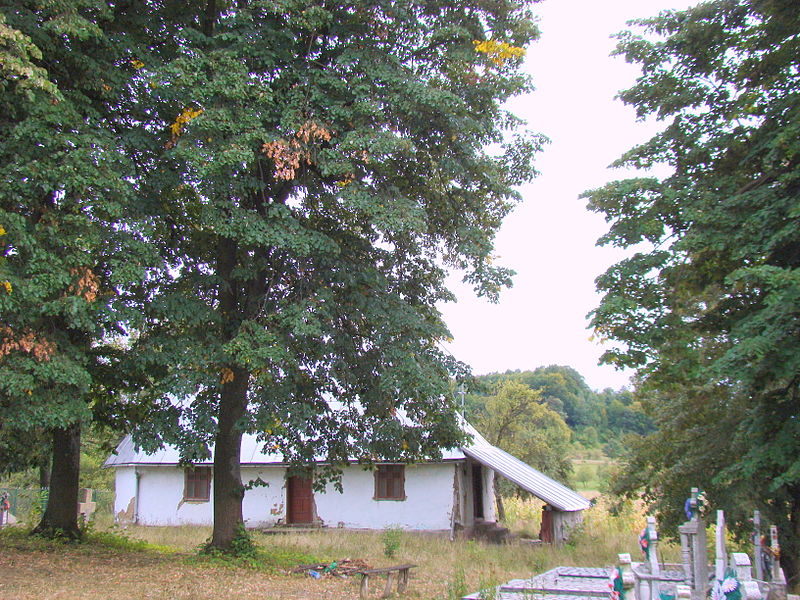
[571, 458, 616, 492]
[1, 496, 680, 600]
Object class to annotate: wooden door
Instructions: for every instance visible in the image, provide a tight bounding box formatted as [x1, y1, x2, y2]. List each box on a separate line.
[286, 475, 314, 524]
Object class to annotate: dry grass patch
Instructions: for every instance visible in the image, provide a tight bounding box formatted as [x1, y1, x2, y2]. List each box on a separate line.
[1, 496, 677, 600]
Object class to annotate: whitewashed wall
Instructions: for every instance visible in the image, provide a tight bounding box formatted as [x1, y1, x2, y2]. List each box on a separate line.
[113, 462, 460, 529]
[241, 467, 286, 528]
[113, 467, 137, 522]
[136, 466, 212, 525]
[315, 463, 457, 530]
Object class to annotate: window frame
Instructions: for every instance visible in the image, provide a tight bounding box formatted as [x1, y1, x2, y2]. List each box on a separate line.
[183, 466, 212, 502]
[373, 464, 406, 501]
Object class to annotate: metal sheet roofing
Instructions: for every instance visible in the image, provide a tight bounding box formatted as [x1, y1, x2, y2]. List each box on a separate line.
[105, 415, 589, 512]
[459, 420, 590, 512]
[104, 432, 466, 467]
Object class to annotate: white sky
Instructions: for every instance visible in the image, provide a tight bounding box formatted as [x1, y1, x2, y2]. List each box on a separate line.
[439, 0, 693, 391]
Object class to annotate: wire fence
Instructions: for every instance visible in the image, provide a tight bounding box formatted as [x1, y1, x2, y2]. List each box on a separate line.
[0, 487, 114, 523]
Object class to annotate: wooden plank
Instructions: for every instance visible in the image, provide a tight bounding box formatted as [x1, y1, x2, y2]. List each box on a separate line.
[359, 563, 417, 575]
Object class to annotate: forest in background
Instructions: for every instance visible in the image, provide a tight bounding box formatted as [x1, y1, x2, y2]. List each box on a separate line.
[466, 365, 653, 491]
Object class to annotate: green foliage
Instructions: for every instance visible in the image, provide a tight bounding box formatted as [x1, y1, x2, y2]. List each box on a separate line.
[470, 366, 652, 460]
[583, 0, 800, 582]
[381, 525, 403, 559]
[114, 0, 543, 550]
[0, 0, 164, 534]
[472, 380, 572, 482]
[2, 0, 542, 553]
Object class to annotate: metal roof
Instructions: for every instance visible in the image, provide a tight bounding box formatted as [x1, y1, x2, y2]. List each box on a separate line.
[459, 420, 590, 512]
[105, 415, 589, 512]
[104, 432, 466, 467]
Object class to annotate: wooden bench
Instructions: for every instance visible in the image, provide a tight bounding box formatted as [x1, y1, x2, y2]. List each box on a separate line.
[357, 564, 417, 599]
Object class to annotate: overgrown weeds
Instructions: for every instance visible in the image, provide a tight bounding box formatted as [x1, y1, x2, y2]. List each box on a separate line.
[381, 525, 404, 558]
[2, 497, 680, 599]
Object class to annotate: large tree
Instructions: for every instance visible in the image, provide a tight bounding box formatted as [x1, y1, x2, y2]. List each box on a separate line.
[585, 0, 800, 583]
[0, 2, 158, 538]
[125, 0, 543, 551]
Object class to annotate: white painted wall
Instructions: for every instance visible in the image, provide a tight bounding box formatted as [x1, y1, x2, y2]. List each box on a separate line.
[136, 466, 212, 525]
[113, 467, 137, 522]
[113, 462, 460, 529]
[315, 463, 457, 530]
[241, 467, 286, 528]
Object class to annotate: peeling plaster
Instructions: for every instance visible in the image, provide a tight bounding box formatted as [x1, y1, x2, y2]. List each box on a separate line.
[117, 497, 135, 523]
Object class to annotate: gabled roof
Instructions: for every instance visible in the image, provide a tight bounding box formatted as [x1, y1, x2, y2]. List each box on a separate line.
[105, 416, 589, 512]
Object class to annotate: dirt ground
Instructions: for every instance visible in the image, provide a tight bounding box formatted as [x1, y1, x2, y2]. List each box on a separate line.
[0, 546, 382, 600]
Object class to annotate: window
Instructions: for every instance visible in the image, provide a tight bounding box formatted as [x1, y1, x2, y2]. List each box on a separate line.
[374, 465, 405, 500]
[184, 466, 212, 502]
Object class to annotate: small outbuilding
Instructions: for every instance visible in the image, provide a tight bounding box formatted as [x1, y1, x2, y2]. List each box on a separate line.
[105, 419, 590, 540]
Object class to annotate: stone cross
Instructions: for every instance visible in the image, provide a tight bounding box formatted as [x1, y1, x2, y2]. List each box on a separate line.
[647, 516, 661, 578]
[678, 488, 708, 600]
[618, 553, 636, 600]
[715, 510, 727, 581]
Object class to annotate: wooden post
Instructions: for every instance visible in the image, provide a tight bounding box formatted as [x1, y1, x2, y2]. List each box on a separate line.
[360, 574, 370, 599]
[383, 572, 395, 598]
[398, 568, 409, 593]
[715, 510, 727, 581]
[753, 511, 763, 581]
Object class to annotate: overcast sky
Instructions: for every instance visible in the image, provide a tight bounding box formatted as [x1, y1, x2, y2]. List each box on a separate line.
[438, 0, 693, 391]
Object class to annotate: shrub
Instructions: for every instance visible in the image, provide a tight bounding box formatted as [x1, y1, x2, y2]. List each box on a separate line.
[381, 525, 403, 559]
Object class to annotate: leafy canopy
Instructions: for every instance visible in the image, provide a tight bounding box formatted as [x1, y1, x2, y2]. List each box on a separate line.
[584, 0, 800, 581]
[123, 0, 544, 487]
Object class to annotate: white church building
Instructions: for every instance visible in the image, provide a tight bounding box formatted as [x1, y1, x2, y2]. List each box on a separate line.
[105, 420, 589, 539]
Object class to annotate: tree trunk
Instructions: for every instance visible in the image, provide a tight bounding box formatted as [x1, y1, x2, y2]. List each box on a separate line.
[32, 423, 81, 540]
[38, 461, 51, 489]
[779, 485, 800, 587]
[209, 365, 249, 550]
[495, 488, 506, 522]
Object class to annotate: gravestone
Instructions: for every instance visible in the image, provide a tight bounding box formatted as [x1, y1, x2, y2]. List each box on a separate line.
[715, 510, 727, 581]
[753, 511, 764, 581]
[678, 488, 708, 600]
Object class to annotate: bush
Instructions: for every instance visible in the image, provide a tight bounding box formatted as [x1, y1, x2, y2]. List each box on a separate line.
[381, 525, 403, 559]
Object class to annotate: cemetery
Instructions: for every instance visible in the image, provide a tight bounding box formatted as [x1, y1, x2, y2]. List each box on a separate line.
[464, 489, 790, 600]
